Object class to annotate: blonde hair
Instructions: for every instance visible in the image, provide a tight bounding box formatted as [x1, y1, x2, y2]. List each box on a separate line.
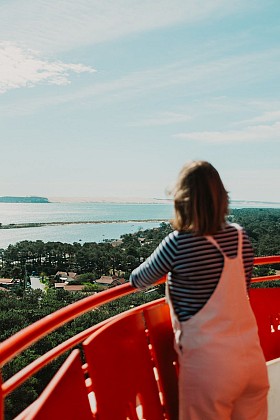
[172, 161, 229, 235]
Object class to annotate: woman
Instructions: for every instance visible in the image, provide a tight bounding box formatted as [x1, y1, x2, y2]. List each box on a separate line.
[130, 161, 269, 420]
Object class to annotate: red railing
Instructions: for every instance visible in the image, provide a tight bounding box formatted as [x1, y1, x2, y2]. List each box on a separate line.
[0, 255, 280, 419]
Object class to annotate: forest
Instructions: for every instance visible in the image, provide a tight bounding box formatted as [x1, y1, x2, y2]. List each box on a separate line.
[0, 208, 279, 418]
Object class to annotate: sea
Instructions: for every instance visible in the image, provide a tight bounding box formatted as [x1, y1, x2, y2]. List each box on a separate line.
[0, 202, 173, 249]
[0, 201, 279, 249]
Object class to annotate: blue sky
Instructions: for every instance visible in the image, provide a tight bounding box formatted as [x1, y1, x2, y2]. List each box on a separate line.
[0, 0, 279, 202]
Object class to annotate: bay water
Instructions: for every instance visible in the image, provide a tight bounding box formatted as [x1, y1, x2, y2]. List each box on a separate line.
[0, 202, 173, 249]
[0, 201, 279, 249]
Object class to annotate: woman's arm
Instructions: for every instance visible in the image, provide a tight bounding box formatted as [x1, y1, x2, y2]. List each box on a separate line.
[129, 232, 177, 289]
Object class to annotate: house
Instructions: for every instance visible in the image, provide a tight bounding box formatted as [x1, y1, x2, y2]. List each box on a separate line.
[95, 276, 126, 287]
[55, 271, 77, 282]
[54, 282, 67, 289]
[0, 278, 14, 284]
[64, 285, 85, 292]
[54, 283, 88, 292]
[0, 278, 16, 289]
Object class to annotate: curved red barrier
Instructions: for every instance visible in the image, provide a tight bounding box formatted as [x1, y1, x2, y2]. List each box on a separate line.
[0, 256, 280, 420]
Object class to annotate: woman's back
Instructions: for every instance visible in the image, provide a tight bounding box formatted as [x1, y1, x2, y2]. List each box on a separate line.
[168, 223, 254, 321]
[130, 223, 254, 322]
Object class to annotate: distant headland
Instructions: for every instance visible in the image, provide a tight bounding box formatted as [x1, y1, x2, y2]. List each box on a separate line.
[0, 196, 49, 203]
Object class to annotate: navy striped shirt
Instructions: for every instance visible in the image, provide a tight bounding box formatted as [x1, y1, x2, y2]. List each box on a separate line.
[129, 223, 254, 322]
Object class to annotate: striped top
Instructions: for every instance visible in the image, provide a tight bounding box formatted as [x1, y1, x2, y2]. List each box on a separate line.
[129, 223, 254, 322]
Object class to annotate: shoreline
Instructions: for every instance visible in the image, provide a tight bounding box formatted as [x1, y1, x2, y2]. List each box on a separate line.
[0, 219, 170, 230]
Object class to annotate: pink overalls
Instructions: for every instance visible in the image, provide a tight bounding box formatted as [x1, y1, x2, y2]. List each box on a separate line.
[168, 225, 269, 420]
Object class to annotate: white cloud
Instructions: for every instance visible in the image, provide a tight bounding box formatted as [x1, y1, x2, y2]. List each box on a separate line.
[1, 43, 279, 115]
[0, 41, 95, 94]
[242, 110, 280, 124]
[175, 121, 280, 143]
[0, 0, 245, 54]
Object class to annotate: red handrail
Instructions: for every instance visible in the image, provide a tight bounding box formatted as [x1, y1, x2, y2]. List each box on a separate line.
[0, 255, 279, 419]
[0, 282, 137, 367]
[251, 274, 280, 283]
[252, 256, 280, 282]
[254, 255, 280, 265]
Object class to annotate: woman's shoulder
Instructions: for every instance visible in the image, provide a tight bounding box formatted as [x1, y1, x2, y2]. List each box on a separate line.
[213, 223, 239, 242]
[164, 230, 192, 246]
[164, 230, 180, 243]
[214, 222, 251, 244]
[227, 222, 243, 230]
[171, 229, 193, 239]
[170, 229, 204, 245]
[217, 222, 243, 234]
[222, 222, 249, 238]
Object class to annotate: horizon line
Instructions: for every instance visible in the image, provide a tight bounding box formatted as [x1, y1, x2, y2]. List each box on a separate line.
[0, 195, 280, 205]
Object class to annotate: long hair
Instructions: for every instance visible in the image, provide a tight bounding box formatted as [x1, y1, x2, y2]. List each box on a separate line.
[172, 161, 229, 235]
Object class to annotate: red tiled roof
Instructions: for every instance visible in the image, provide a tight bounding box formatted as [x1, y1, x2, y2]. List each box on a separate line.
[0, 278, 14, 284]
[55, 283, 67, 288]
[95, 276, 115, 285]
[64, 285, 85, 292]
[95, 276, 126, 285]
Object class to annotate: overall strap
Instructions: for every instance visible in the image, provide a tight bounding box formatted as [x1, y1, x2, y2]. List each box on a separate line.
[230, 223, 243, 259]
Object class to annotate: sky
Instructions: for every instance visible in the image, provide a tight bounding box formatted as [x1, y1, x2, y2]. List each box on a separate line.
[0, 0, 279, 203]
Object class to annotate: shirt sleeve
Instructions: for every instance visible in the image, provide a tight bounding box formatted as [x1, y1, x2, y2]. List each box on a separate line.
[129, 232, 177, 289]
